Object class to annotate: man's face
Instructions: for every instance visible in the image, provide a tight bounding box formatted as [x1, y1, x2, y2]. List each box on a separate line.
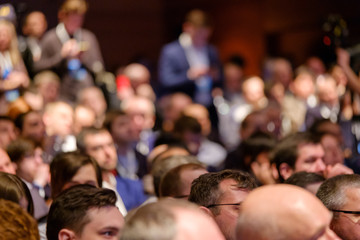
[22, 112, 45, 143]
[0, 120, 17, 149]
[331, 187, 360, 240]
[62, 163, 99, 191]
[84, 131, 117, 172]
[213, 179, 250, 240]
[76, 206, 124, 240]
[295, 143, 326, 176]
[45, 104, 73, 137]
[16, 147, 43, 183]
[111, 115, 133, 143]
[63, 12, 84, 35]
[0, 149, 15, 174]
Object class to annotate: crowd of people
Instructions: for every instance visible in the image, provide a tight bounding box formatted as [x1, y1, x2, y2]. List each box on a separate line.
[1, 0, 360, 239]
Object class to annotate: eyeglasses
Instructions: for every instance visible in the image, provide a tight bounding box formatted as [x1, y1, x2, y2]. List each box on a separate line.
[330, 209, 360, 214]
[205, 203, 241, 208]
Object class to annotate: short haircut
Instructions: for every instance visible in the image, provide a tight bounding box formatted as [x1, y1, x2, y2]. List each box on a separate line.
[59, 0, 88, 15]
[159, 163, 206, 198]
[284, 171, 325, 189]
[185, 9, 212, 28]
[270, 132, 321, 181]
[189, 169, 257, 215]
[46, 184, 116, 240]
[151, 155, 201, 197]
[121, 199, 199, 240]
[102, 109, 126, 133]
[0, 199, 39, 240]
[50, 151, 102, 198]
[173, 115, 201, 136]
[6, 138, 35, 164]
[317, 174, 360, 217]
[76, 127, 109, 152]
[34, 70, 60, 87]
[0, 172, 34, 216]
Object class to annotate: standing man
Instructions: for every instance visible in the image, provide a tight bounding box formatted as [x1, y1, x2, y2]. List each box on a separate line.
[35, 0, 104, 103]
[158, 9, 222, 107]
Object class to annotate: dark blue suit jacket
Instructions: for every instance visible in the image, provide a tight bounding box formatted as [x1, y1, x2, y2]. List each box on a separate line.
[158, 40, 222, 98]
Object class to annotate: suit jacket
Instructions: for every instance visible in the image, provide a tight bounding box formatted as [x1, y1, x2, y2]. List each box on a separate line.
[34, 26, 104, 103]
[158, 40, 222, 98]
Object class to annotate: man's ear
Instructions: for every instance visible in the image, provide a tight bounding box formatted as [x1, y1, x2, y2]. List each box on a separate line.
[58, 229, 76, 240]
[279, 162, 294, 181]
[199, 206, 214, 218]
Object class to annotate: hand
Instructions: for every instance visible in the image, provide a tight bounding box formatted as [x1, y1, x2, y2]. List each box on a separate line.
[187, 67, 209, 80]
[325, 163, 354, 179]
[3, 71, 29, 90]
[336, 48, 350, 68]
[61, 39, 80, 58]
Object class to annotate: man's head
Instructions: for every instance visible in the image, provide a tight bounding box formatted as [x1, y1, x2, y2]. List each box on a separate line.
[182, 103, 212, 137]
[123, 63, 150, 90]
[183, 9, 212, 48]
[284, 171, 325, 194]
[159, 163, 208, 199]
[73, 105, 96, 134]
[15, 111, 45, 145]
[7, 138, 42, 183]
[43, 101, 74, 137]
[58, 0, 88, 35]
[78, 86, 107, 120]
[237, 185, 339, 240]
[121, 199, 224, 240]
[47, 184, 124, 240]
[22, 11, 47, 39]
[77, 127, 117, 172]
[173, 115, 202, 155]
[189, 170, 257, 240]
[0, 148, 16, 174]
[0, 116, 18, 149]
[34, 70, 60, 104]
[103, 110, 135, 144]
[317, 174, 360, 240]
[271, 131, 326, 181]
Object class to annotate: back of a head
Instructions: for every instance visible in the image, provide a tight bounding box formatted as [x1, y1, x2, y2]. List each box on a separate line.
[122, 198, 224, 240]
[46, 184, 117, 240]
[0, 199, 39, 240]
[285, 171, 325, 194]
[316, 174, 360, 211]
[237, 184, 334, 240]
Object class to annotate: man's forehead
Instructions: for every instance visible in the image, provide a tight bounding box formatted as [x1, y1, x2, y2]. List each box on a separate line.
[84, 132, 112, 144]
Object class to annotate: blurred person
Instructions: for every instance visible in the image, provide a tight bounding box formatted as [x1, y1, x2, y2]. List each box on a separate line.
[20, 11, 48, 78]
[50, 151, 102, 199]
[15, 110, 45, 145]
[7, 138, 48, 220]
[33, 70, 60, 105]
[35, 0, 104, 103]
[77, 86, 107, 128]
[271, 131, 352, 182]
[0, 147, 16, 174]
[284, 171, 325, 194]
[103, 110, 147, 180]
[76, 127, 127, 215]
[158, 9, 222, 107]
[159, 163, 208, 199]
[182, 104, 226, 169]
[73, 104, 96, 135]
[47, 184, 124, 240]
[0, 20, 29, 114]
[189, 169, 257, 240]
[0, 199, 39, 240]
[121, 198, 225, 240]
[317, 174, 360, 240]
[0, 171, 34, 216]
[263, 57, 293, 91]
[236, 184, 340, 240]
[306, 56, 326, 77]
[121, 96, 157, 156]
[42, 101, 76, 161]
[0, 115, 18, 149]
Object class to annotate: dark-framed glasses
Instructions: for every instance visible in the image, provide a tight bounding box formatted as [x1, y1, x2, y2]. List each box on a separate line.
[330, 209, 360, 214]
[205, 203, 241, 208]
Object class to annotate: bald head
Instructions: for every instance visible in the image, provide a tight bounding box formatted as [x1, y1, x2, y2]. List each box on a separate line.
[123, 63, 150, 88]
[236, 185, 339, 240]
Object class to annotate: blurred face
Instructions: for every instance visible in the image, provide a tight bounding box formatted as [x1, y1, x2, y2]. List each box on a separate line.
[23, 12, 47, 38]
[111, 115, 133, 143]
[183, 106, 211, 137]
[81, 88, 107, 117]
[0, 120, 17, 149]
[45, 103, 74, 137]
[16, 147, 43, 183]
[0, 149, 15, 174]
[321, 134, 344, 166]
[0, 24, 11, 52]
[62, 12, 84, 35]
[212, 179, 250, 240]
[84, 131, 117, 172]
[125, 100, 155, 134]
[39, 81, 59, 103]
[22, 112, 45, 143]
[62, 163, 98, 191]
[76, 206, 124, 240]
[242, 78, 265, 104]
[74, 106, 96, 134]
[291, 73, 315, 99]
[295, 143, 326, 176]
[331, 188, 360, 240]
[185, 24, 211, 47]
[182, 131, 202, 155]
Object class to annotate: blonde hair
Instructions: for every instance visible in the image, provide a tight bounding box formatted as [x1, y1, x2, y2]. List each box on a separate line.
[59, 0, 88, 15]
[0, 20, 22, 66]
